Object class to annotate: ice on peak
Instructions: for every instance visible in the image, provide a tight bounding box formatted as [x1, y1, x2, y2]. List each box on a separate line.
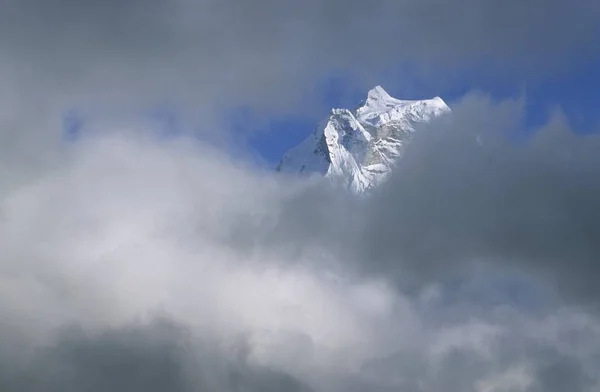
[325, 108, 371, 142]
[357, 88, 450, 128]
[360, 85, 401, 111]
[366, 85, 394, 102]
[277, 86, 451, 194]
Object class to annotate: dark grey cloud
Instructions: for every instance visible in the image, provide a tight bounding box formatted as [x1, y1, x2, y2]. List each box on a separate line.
[358, 95, 600, 307]
[0, 0, 598, 112]
[0, 319, 313, 392]
[0, 316, 597, 392]
[359, 335, 599, 392]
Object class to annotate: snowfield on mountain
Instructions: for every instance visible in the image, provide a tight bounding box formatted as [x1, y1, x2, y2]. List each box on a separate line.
[277, 86, 450, 194]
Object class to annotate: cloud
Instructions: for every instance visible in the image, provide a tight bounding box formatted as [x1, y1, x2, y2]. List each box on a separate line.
[0, 319, 314, 392]
[1, 93, 600, 391]
[0, 130, 416, 390]
[354, 94, 600, 308]
[1, 0, 598, 119]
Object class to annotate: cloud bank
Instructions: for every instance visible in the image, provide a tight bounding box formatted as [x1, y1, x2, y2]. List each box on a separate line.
[0, 95, 599, 391]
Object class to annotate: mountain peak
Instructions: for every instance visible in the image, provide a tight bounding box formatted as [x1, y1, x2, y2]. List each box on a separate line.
[277, 86, 450, 193]
[366, 85, 393, 102]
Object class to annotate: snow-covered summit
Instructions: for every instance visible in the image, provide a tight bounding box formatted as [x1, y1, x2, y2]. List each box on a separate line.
[276, 86, 450, 194]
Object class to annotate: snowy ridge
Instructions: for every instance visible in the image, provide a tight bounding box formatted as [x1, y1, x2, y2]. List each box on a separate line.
[276, 86, 450, 194]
